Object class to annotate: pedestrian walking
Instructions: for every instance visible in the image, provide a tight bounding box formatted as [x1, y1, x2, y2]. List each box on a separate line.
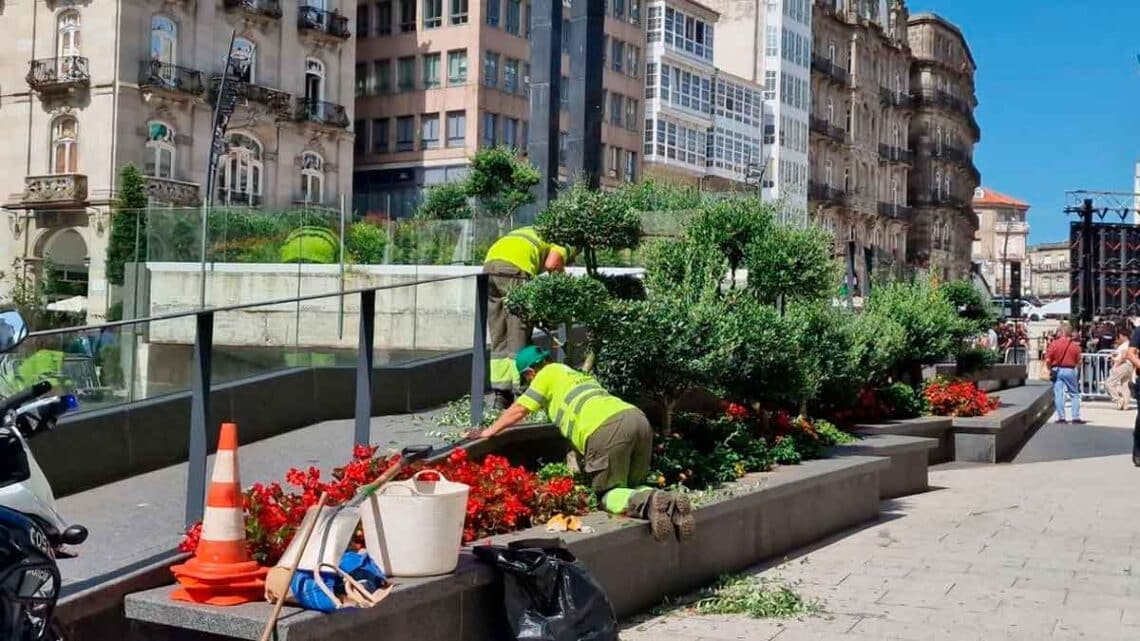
[1045, 324, 1083, 424]
[1125, 323, 1140, 466]
[1106, 328, 1133, 410]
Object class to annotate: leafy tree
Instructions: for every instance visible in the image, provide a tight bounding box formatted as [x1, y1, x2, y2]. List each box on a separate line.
[416, 182, 472, 220]
[504, 272, 609, 364]
[105, 164, 148, 285]
[863, 277, 966, 384]
[616, 179, 705, 212]
[345, 220, 388, 264]
[464, 146, 540, 219]
[745, 224, 838, 307]
[713, 294, 810, 410]
[686, 197, 773, 284]
[534, 182, 642, 277]
[642, 237, 727, 303]
[938, 280, 995, 335]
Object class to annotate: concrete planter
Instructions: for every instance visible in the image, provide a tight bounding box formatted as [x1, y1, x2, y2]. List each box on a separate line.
[828, 434, 937, 499]
[853, 416, 955, 464]
[124, 455, 890, 641]
[952, 381, 1054, 463]
[928, 363, 1028, 392]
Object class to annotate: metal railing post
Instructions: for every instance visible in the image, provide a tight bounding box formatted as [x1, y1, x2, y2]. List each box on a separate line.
[470, 274, 489, 427]
[185, 311, 214, 528]
[354, 289, 376, 447]
[556, 324, 568, 363]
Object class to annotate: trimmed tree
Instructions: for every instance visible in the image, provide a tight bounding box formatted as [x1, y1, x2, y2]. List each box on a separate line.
[464, 146, 540, 219]
[745, 224, 839, 307]
[105, 164, 148, 286]
[416, 182, 472, 220]
[504, 272, 609, 365]
[534, 182, 642, 277]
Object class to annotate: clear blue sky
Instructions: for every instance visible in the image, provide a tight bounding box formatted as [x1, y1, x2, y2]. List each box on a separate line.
[919, 1, 1140, 245]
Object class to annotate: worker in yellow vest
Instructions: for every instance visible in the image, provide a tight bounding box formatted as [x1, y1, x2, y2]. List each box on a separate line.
[477, 346, 696, 542]
[482, 226, 569, 409]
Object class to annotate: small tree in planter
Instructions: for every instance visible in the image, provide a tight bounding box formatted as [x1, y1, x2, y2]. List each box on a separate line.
[416, 182, 472, 220]
[863, 277, 967, 386]
[105, 164, 149, 286]
[684, 197, 772, 287]
[504, 272, 609, 366]
[464, 146, 540, 221]
[534, 182, 642, 278]
[746, 225, 838, 308]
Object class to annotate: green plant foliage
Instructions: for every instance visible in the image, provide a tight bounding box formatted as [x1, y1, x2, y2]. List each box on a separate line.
[956, 347, 999, 376]
[504, 272, 609, 337]
[616, 180, 706, 212]
[714, 295, 809, 409]
[877, 382, 926, 419]
[691, 574, 823, 619]
[535, 182, 642, 276]
[595, 274, 646, 301]
[389, 220, 461, 265]
[105, 165, 148, 285]
[686, 197, 773, 276]
[417, 182, 472, 220]
[279, 226, 339, 264]
[464, 146, 539, 218]
[939, 280, 996, 334]
[649, 414, 775, 488]
[769, 436, 802, 465]
[864, 277, 965, 381]
[345, 220, 388, 264]
[745, 225, 838, 307]
[641, 237, 727, 303]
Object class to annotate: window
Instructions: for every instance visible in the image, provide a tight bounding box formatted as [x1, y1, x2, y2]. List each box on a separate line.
[231, 37, 256, 82]
[304, 58, 325, 103]
[624, 150, 636, 182]
[562, 19, 571, 54]
[377, 0, 393, 34]
[763, 70, 776, 100]
[446, 110, 466, 146]
[354, 120, 367, 153]
[451, 0, 468, 24]
[399, 0, 416, 31]
[356, 3, 370, 36]
[217, 133, 263, 204]
[933, 170, 942, 199]
[57, 10, 80, 60]
[503, 58, 518, 93]
[560, 75, 570, 108]
[503, 117, 518, 148]
[486, 0, 500, 26]
[448, 50, 468, 84]
[421, 113, 440, 148]
[505, 0, 520, 34]
[646, 6, 662, 42]
[765, 24, 777, 56]
[423, 0, 442, 27]
[50, 116, 78, 174]
[608, 146, 620, 178]
[299, 152, 324, 204]
[355, 63, 367, 96]
[396, 116, 415, 151]
[372, 118, 390, 152]
[609, 93, 623, 127]
[626, 45, 640, 78]
[423, 53, 441, 87]
[483, 51, 499, 88]
[625, 98, 637, 130]
[151, 16, 177, 67]
[145, 121, 174, 179]
[482, 112, 498, 147]
[611, 39, 624, 73]
[629, 0, 640, 24]
[612, 0, 624, 19]
[645, 62, 658, 99]
[376, 59, 392, 92]
[524, 2, 531, 36]
[397, 56, 415, 90]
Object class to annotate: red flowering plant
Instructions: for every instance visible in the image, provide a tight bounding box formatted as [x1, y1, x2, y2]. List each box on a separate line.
[923, 377, 999, 417]
[179, 444, 591, 565]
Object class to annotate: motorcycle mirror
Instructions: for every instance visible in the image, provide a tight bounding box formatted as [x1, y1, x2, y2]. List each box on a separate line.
[0, 311, 28, 353]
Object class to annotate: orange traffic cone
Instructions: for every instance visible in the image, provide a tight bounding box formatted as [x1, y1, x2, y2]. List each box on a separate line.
[171, 422, 268, 606]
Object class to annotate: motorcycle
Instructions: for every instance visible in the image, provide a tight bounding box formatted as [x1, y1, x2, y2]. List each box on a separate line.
[0, 311, 86, 640]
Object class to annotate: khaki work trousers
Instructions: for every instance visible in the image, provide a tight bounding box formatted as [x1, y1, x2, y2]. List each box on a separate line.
[483, 260, 531, 391]
[1106, 363, 1134, 409]
[582, 408, 654, 517]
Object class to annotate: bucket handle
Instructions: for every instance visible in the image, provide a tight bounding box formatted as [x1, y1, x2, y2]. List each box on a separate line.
[376, 469, 452, 496]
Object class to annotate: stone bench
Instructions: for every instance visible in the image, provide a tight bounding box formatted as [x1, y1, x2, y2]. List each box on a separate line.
[952, 381, 1054, 463]
[853, 416, 955, 464]
[829, 434, 938, 499]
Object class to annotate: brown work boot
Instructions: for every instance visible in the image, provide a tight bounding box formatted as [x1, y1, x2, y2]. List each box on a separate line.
[670, 493, 696, 543]
[647, 491, 673, 542]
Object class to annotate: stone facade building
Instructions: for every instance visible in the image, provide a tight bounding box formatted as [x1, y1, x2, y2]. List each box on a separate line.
[808, 0, 913, 285]
[352, 0, 646, 216]
[971, 186, 1029, 298]
[1027, 241, 1070, 301]
[906, 11, 980, 280]
[0, 0, 356, 320]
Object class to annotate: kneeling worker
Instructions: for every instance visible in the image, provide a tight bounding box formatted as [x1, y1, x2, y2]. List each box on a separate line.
[477, 346, 695, 542]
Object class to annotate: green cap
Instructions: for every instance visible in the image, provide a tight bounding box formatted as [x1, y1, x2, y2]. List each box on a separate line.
[515, 346, 550, 374]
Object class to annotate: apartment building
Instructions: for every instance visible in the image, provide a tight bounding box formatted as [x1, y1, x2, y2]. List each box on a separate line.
[808, 0, 913, 283]
[1027, 241, 1069, 301]
[0, 0, 356, 319]
[699, 0, 810, 224]
[352, 0, 646, 216]
[906, 11, 980, 280]
[971, 186, 1029, 297]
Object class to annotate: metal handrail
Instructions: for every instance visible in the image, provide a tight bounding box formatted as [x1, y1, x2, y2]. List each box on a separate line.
[27, 272, 477, 338]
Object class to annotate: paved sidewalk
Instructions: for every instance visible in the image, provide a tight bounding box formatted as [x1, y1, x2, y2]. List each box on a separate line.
[623, 402, 1140, 641]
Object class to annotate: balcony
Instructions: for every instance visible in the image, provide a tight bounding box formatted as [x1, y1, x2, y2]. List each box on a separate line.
[810, 116, 830, 136]
[828, 124, 848, 145]
[809, 181, 846, 204]
[138, 61, 205, 98]
[144, 176, 201, 207]
[878, 202, 913, 219]
[217, 190, 262, 207]
[26, 57, 90, 93]
[932, 145, 968, 164]
[18, 174, 88, 208]
[294, 98, 350, 128]
[879, 87, 913, 109]
[878, 144, 912, 164]
[995, 220, 1029, 234]
[222, 0, 283, 19]
[210, 77, 294, 118]
[298, 5, 351, 40]
[811, 55, 850, 87]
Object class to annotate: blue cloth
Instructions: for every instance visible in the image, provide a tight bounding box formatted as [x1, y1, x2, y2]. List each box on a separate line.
[1052, 367, 1081, 421]
[290, 551, 386, 612]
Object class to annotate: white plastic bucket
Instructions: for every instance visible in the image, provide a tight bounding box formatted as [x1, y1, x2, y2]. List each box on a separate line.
[359, 470, 470, 577]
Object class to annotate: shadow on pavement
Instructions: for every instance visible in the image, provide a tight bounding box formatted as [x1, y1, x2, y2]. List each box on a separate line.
[1013, 419, 1135, 464]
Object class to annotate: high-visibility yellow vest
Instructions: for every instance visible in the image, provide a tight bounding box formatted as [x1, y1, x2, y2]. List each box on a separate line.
[516, 363, 634, 453]
[483, 227, 567, 276]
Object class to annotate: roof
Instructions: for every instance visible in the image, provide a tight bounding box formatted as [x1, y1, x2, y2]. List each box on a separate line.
[908, 12, 977, 69]
[973, 187, 1029, 210]
[1029, 241, 1069, 252]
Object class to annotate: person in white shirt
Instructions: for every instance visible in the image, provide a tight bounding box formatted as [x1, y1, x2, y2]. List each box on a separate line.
[1106, 328, 1133, 410]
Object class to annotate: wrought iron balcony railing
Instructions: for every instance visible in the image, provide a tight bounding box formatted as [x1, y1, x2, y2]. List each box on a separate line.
[138, 60, 205, 96]
[810, 55, 850, 86]
[828, 124, 848, 144]
[879, 87, 914, 108]
[878, 202, 913, 219]
[809, 181, 847, 204]
[209, 76, 294, 117]
[298, 5, 351, 39]
[810, 116, 830, 135]
[294, 98, 350, 128]
[878, 143, 913, 164]
[27, 57, 90, 91]
[223, 0, 283, 19]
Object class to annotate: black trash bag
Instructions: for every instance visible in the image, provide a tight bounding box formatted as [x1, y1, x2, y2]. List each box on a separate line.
[473, 538, 617, 641]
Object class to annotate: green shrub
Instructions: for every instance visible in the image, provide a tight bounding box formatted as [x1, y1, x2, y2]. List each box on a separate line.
[535, 182, 642, 276]
[649, 413, 775, 488]
[464, 146, 539, 218]
[713, 295, 809, 410]
[505, 273, 609, 358]
[279, 226, 339, 264]
[642, 237, 727, 302]
[877, 382, 925, 419]
[417, 182, 472, 220]
[686, 197, 772, 278]
[939, 280, 995, 335]
[956, 347, 999, 376]
[864, 277, 965, 382]
[595, 274, 646, 301]
[745, 225, 838, 307]
[616, 180, 706, 212]
[346, 221, 387, 264]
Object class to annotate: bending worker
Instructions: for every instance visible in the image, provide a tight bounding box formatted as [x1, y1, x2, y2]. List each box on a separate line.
[477, 346, 695, 542]
[482, 226, 568, 409]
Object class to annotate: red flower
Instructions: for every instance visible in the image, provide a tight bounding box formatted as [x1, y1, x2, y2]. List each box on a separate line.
[725, 402, 749, 420]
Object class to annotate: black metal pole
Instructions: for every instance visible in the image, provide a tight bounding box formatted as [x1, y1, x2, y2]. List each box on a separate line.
[566, 0, 604, 187]
[1081, 198, 1094, 323]
[527, 0, 562, 208]
[185, 311, 214, 528]
[354, 290, 376, 447]
[470, 274, 490, 427]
